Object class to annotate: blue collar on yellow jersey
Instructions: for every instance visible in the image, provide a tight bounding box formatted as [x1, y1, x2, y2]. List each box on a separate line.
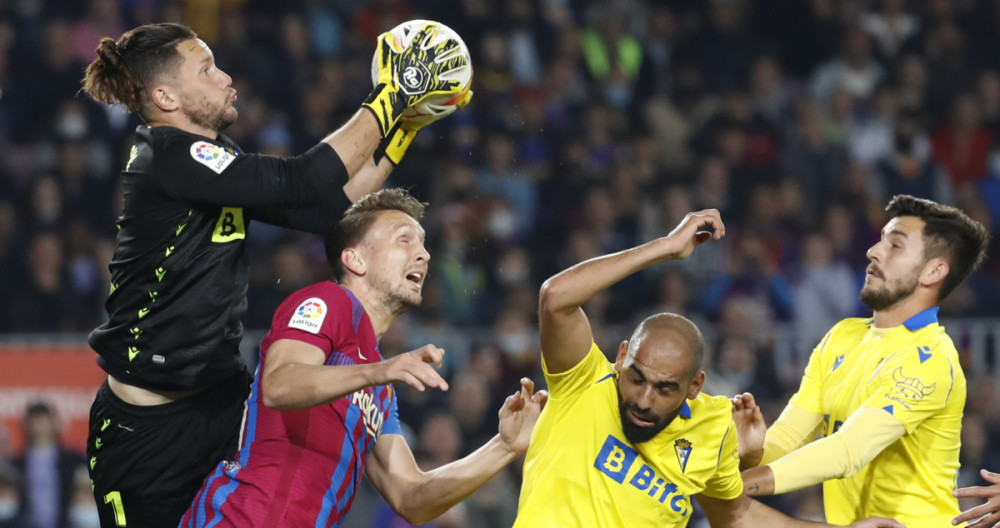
[679, 401, 691, 419]
[902, 306, 940, 331]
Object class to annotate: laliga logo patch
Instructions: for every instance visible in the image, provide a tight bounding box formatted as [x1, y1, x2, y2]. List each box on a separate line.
[289, 297, 327, 334]
[190, 142, 236, 174]
[398, 63, 430, 95]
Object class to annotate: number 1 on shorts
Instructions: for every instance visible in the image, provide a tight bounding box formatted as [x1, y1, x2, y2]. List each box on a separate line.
[104, 491, 127, 527]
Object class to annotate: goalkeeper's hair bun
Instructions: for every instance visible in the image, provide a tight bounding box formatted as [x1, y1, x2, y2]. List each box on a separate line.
[81, 23, 197, 115]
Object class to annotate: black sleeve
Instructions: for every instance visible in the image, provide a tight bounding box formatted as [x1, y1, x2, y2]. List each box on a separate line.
[245, 189, 353, 234]
[155, 136, 349, 208]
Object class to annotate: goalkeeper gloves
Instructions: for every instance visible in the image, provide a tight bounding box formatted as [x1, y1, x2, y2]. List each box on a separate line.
[373, 123, 417, 166]
[373, 88, 473, 166]
[363, 22, 470, 138]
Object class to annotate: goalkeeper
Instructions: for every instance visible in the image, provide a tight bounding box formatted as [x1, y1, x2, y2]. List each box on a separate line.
[80, 21, 469, 528]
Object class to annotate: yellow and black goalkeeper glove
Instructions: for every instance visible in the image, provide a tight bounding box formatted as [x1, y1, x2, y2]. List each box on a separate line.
[399, 85, 473, 131]
[373, 122, 418, 166]
[363, 22, 470, 138]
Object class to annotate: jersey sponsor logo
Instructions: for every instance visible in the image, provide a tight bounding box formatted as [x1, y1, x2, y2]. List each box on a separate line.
[351, 388, 385, 438]
[288, 297, 327, 334]
[885, 367, 935, 410]
[190, 142, 236, 174]
[593, 435, 690, 514]
[211, 207, 245, 242]
[674, 438, 692, 473]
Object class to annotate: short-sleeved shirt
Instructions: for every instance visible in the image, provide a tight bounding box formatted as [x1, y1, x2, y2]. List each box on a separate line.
[513, 343, 743, 527]
[180, 281, 401, 528]
[789, 307, 966, 526]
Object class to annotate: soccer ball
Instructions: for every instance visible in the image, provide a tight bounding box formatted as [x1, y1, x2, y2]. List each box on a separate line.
[372, 19, 473, 126]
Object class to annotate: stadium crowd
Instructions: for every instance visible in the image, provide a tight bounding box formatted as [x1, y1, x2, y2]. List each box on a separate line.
[0, 0, 1000, 526]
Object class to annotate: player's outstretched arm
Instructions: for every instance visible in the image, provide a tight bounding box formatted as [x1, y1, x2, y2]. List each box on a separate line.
[540, 209, 725, 374]
[741, 407, 904, 496]
[953, 469, 1000, 527]
[365, 379, 547, 526]
[698, 493, 906, 528]
[261, 339, 448, 410]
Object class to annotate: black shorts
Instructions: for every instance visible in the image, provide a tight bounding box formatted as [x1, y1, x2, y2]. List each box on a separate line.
[87, 370, 251, 528]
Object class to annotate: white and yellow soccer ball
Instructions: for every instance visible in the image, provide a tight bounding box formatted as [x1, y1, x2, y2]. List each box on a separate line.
[372, 19, 473, 129]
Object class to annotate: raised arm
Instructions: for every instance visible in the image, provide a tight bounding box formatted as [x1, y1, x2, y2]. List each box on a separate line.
[365, 379, 547, 526]
[261, 339, 449, 410]
[246, 154, 394, 234]
[540, 209, 725, 374]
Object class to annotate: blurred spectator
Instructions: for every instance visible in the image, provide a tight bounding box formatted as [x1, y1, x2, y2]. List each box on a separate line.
[931, 92, 993, 188]
[860, 0, 920, 61]
[873, 108, 954, 204]
[811, 25, 885, 105]
[0, 463, 33, 528]
[0, 231, 80, 333]
[700, 230, 795, 323]
[793, 232, 858, 352]
[12, 402, 84, 528]
[65, 468, 97, 528]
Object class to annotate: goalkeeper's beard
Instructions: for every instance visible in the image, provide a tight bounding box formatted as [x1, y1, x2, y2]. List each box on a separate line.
[183, 93, 238, 133]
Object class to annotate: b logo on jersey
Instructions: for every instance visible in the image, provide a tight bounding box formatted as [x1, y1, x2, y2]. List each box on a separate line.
[594, 435, 689, 515]
[190, 142, 236, 174]
[288, 297, 327, 334]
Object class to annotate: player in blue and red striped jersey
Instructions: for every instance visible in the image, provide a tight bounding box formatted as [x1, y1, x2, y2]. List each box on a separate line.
[179, 188, 546, 528]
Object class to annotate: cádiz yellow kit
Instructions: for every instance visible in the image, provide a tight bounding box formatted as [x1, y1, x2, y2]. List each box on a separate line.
[513, 343, 743, 527]
[785, 307, 965, 526]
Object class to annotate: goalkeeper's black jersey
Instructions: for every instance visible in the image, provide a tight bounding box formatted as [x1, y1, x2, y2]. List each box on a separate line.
[90, 125, 351, 391]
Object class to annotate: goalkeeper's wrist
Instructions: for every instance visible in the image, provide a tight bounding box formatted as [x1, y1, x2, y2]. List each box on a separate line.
[362, 83, 406, 138]
[374, 124, 417, 166]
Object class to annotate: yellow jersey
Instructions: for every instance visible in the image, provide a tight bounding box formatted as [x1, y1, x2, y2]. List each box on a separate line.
[513, 343, 743, 527]
[789, 307, 965, 527]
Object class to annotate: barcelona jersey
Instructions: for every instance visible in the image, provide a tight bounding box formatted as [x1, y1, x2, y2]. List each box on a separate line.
[513, 343, 743, 527]
[179, 282, 401, 528]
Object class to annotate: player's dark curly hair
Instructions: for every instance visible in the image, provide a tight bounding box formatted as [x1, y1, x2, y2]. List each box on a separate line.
[886, 194, 991, 301]
[324, 188, 427, 282]
[81, 23, 197, 116]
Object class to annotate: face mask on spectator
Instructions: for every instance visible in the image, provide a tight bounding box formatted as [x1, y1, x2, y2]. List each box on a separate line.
[69, 503, 101, 528]
[56, 113, 88, 140]
[0, 498, 17, 520]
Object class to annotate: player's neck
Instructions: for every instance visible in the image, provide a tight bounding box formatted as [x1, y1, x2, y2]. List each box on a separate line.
[341, 281, 395, 338]
[871, 294, 938, 329]
[146, 113, 219, 139]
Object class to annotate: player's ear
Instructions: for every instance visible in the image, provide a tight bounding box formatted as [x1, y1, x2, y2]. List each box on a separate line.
[341, 248, 366, 276]
[149, 83, 179, 113]
[613, 340, 629, 372]
[687, 370, 705, 400]
[920, 257, 949, 288]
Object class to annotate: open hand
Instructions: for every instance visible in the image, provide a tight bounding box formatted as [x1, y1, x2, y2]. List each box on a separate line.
[953, 469, 1000, 527]
[374, 344, 448, 392]
[498, 378, 548, 456]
